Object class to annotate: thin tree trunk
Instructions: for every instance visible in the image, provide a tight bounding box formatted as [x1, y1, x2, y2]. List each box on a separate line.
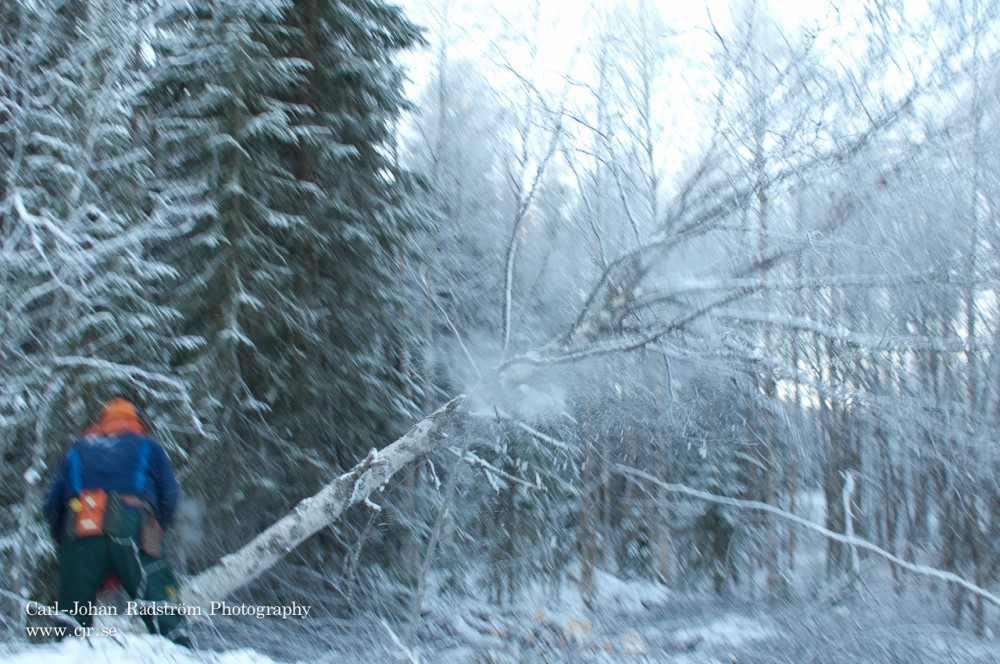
[578, 395, 596, 609]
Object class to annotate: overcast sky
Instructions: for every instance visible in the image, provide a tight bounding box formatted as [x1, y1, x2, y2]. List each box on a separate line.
[392, 0, 873, 124]
[392, 0, 876, 192]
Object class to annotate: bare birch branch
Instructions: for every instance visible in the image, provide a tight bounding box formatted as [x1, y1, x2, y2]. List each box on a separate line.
[617, 465, 1000, 609]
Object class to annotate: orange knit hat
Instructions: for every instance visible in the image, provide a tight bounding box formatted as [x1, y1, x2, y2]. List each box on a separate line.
[86, 398, 149, 436]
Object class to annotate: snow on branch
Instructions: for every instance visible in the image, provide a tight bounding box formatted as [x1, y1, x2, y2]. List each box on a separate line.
[513, 421, 571, 453]
[616, 464, 1000, 610]
[558, 87, 917, 360]
[174, 68, 927, 615]
[718, 311, 976, 353]
[180, 396, 465, 608]
[451, 447, 542, 493]
[720, 338, 971, 423]
[502, 286, 759, 372]
[655, 271, 976, 297]
[53, 355, 207, 439]
[542, 177, 872, 372]
[487, 409, 572, 453]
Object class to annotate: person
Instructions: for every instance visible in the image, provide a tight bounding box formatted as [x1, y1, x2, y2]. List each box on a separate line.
[43, 398, 191, 647]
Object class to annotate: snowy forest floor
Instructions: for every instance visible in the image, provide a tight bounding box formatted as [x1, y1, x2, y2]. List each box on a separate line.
[4, 568, 997, 663]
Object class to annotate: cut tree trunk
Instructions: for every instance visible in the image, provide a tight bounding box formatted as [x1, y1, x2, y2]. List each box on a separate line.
[180, 396, 464, 608]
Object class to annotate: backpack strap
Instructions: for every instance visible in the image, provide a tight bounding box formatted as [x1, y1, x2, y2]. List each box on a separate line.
[69, 447, 83, 496]
[134, 439, 151, 496]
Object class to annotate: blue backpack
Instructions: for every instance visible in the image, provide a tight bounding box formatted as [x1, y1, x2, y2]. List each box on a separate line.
[66, 440, 152, 538]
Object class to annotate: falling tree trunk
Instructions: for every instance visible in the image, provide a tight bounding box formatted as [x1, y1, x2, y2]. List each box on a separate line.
[180, 397, 464, 608]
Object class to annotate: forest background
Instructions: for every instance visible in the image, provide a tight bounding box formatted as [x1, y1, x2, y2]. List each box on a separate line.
[2, 0, 1000, 658]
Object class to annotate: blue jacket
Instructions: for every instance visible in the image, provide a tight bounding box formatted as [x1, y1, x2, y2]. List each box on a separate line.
[43, 433, 180, 539]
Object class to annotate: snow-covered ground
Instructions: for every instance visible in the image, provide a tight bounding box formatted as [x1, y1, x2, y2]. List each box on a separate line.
[4, 569, 997, 663]
[1, 634, 289, 664]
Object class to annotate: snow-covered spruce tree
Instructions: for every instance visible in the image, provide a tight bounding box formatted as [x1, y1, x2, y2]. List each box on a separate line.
[146, 0, 425, 564]
[145, 0, 317, 560]
[0, 0, 189, 621]
[268, 0, 428, 590]
[276, 0, 426, 498]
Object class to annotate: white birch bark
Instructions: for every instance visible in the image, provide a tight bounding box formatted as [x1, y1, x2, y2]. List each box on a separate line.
[181, 396, 464, 608]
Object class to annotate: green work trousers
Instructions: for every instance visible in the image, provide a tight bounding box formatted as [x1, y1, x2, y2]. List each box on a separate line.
[57, 511, 189, 646]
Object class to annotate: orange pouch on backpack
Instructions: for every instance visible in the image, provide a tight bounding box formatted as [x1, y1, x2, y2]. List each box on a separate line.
[72, 489, 108, 537]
